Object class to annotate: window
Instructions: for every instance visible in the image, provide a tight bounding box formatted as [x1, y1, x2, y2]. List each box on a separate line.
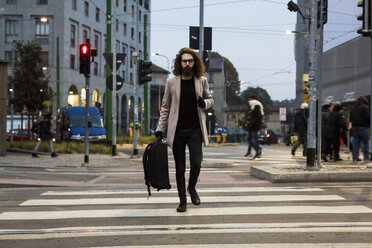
[123, 0, 127, 11]
[5, 20, 19, 43]
[144, 0, 149, 10]
[131, 27, 134, 40]
[70, 54, 75, 69]
[130, 51, 133, 68]
[115, 0, 118, 7]
[36, 20, 49, 44]
[122, 47, 126, 64]
[94, 35, 99, 50]
[123, 23, 127, 36]
[37, 0, 48, 4]
[83, 30, 88, 43]
[6, 0, 17, 4]
[94, 62, 98, 75]
[130, 73, 133, 84]
[116, 19, 118, 32]
[138, 31, 141, 43]
[139, 0, 143, 5]
[122, 70, 125, 81]
[84, 1, 89, 17]
[139, 10, 141, 22]
[96, 8, 100, 21]
[70, 25, 76, 48]
[4, 51, 13, 65]
[40, 52, 48, 67]
[72, 0, 76, 10]
[131, 5, 134, 17]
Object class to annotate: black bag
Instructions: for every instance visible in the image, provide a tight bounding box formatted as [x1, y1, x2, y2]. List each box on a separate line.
[142, 138, 171, 197]
[31, 121, 42, 135]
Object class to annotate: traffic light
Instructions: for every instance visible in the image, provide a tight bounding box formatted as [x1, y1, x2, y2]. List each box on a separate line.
[79, 43, 91, 75]
[357, 0, 372, 36]
[138, 59, 152, 85]
[317, 0, 328, 29]
[302, 73, 309, 104]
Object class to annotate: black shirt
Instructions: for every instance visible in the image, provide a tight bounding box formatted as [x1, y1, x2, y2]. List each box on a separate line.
[177, 78, 200, 129]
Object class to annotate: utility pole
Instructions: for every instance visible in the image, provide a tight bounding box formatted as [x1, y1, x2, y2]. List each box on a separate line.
[105, 0, 113, 143]
[317, 0, 325, 166]
[112, 1, 117, 156]
[199, 0, 204, 60]
[131, 1, 140, 158]
[143, 14, 149, 136]
[56, 37, 60, 112]
[306, 0, 318, 169]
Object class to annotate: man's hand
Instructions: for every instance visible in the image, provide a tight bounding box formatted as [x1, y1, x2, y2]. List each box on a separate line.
[155, 131, 163, 140]
[198, 97, 206, 108]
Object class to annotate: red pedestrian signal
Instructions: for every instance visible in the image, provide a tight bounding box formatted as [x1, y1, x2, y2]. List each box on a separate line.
[79, 43, 91, 75]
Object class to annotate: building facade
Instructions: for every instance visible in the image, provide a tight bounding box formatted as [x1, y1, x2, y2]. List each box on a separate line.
[1, 0, 151, 135]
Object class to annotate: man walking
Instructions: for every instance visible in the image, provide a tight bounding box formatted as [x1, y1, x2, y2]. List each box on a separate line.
[246, 95, 264, 160]
[292, 103, 308, 157]
[32, 112, 58, 158]
[155, 48, 214, 212]
[350, 96, 370, 163]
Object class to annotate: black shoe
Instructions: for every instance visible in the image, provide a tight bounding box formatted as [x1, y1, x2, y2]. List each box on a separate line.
[244, 152, 251, 157]
[32, 153, 39, 158]
[177, 201, 187, 212]
[291, 150, 295, 156]
[187, 187, 200, 205]
[321, 155, 328, 162]
[51, 153, 58, 158]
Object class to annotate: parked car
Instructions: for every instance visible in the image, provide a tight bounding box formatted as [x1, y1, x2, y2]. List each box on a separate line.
[6, 129, 37, 141]
[258, 129, 278, 145]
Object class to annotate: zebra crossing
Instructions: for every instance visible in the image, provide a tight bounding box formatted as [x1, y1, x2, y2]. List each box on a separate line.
[0, 186, 372, 247]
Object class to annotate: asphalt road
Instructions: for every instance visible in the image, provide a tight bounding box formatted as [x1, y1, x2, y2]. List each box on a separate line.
[1, 144, 372, 247]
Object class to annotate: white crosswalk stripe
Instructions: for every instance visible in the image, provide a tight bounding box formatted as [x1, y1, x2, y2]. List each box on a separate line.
[0, 186, 371, 247]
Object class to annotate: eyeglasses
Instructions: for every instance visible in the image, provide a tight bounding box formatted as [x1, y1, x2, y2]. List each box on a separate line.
[181, 59, 194, 64]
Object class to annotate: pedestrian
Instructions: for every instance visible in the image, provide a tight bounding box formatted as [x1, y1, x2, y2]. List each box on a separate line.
[325, 103, 347, 162]
[32, 112, 58, 158]
[291, 103, 308, 157]
[350, 96, 370, 163]
[155, 47, 214, 212]
[246, 95, 264, 160]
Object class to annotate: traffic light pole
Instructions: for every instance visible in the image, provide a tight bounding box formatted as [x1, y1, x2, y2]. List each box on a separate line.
[132, 53, 139, 158]
[306, 0, 318, 169]
[83, 74, 90, 166]
[112, 3, 117, 156]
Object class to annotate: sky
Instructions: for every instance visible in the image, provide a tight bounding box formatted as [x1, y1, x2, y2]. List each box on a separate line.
[150, 0, 359, 101]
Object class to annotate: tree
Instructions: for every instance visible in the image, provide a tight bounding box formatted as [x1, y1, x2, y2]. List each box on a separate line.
[8, 40, 51, 114]
[208, 51, 240, 104]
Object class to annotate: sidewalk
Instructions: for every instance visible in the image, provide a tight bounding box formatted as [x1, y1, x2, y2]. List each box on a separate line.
[250, 150, 372, 183]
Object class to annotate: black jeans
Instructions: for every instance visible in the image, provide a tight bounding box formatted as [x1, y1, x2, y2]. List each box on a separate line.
[172, 128, 202, 202]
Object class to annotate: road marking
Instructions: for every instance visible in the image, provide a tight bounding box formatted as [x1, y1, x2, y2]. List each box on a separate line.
[20, 195, 344, 206]
[2, 223, 372, 241]
[41, 187, 323, 196]
[83, 245, 372, 248]
[0, 205, 371, 220]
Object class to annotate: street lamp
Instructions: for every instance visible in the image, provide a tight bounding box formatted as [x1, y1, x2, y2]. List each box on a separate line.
[151, 52, 170, 114]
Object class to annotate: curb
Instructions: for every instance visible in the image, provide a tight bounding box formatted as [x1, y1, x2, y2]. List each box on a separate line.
[250, 165, 372, 183]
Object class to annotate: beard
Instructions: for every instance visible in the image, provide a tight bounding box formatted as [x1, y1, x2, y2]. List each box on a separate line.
[181, 66, 194, 78]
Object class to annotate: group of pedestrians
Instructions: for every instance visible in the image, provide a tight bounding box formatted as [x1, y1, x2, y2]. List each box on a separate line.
[291, 96, 370, 164]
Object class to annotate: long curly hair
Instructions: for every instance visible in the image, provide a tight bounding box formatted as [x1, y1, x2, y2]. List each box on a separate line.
[172, 47, 205, 78]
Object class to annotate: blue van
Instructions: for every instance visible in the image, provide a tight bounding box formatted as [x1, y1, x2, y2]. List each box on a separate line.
[56, 106, 106, 142]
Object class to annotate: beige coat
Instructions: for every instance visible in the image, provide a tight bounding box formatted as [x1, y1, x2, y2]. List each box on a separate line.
[156, 76, 214, 148]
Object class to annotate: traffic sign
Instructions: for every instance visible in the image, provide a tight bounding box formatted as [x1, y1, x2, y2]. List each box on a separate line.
[103, 53, 126, 70]
[106, 75, 124, 91]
